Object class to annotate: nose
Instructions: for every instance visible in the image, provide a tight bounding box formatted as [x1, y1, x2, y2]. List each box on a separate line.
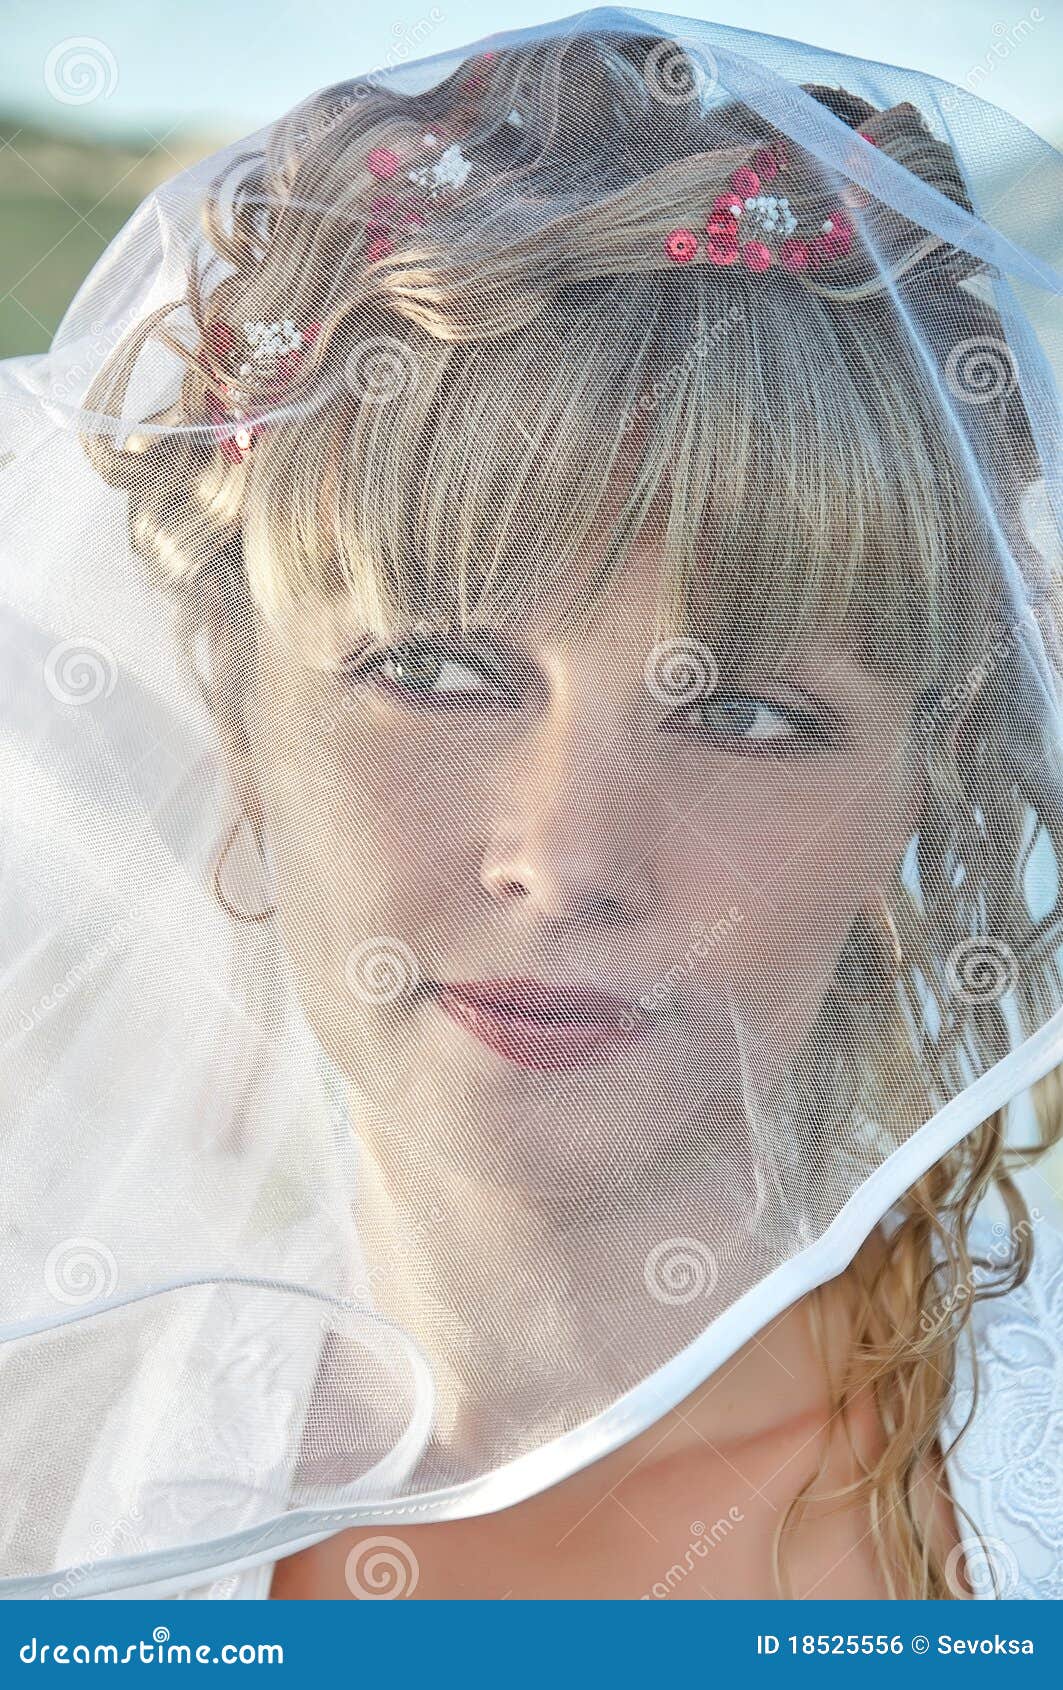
[481, 715, 657, 929]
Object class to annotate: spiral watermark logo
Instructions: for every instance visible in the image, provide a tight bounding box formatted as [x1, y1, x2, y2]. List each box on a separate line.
[344, 1535, 420, 1598]
[344, 935, 421, 1004]
[944, 335, 1018, 405]
[945, 936, 1017, 1003]
[945, 1533, 1020, 1598]
[44, 1236, 119, 1306]
[644, 1235, 719, 1304]
[645, 637, 719, 706]
[643, 37, 718, 104]
[344, 336, 419, 405]
[43, 637, 118, 705]
[43, 37, 118, 106]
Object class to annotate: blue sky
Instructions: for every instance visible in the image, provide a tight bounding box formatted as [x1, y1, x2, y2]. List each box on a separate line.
[2, 0, 1060, 145]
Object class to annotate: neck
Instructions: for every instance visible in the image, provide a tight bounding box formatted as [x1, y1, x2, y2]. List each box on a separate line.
[336, 1085, 841, 1490]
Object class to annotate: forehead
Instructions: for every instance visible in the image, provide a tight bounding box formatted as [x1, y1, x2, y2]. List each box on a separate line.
[524, 525, 866, 669]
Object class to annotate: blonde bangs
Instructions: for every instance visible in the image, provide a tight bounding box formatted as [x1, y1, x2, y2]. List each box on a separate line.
[243, 262, 985, 696]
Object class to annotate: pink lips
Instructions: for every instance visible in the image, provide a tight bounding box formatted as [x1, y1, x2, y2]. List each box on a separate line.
[430, 977, 647, 1070]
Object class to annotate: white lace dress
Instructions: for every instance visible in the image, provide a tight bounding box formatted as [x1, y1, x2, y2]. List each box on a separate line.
[141, 1204, 1062, 1602]
[933, 1205, 1063, 1598]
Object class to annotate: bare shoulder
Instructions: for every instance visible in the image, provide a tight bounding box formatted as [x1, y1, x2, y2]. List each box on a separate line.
[270, 1390, 964, 1600]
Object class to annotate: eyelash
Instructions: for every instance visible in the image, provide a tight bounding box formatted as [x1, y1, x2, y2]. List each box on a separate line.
[345, 637, 836, 754]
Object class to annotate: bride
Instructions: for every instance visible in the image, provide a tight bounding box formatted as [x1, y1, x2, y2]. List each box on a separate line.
[3, 7, 1062, 1602]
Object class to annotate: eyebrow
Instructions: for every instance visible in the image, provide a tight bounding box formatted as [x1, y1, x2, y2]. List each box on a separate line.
[720, 649, 869, 728]
[721, 639, 850, 683]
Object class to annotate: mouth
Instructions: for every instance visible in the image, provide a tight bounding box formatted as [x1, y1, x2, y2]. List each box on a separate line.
[428, 977, 647, 1070]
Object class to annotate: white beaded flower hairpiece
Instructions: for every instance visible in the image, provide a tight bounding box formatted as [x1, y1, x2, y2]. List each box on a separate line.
[407, 140, 473, 198]
[241, 319, 304, 366]
[204, 318, 320, 465]
[204, 49, 506, 464]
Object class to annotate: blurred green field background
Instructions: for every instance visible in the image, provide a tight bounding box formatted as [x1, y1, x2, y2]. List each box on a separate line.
[0, 114, 228, 356]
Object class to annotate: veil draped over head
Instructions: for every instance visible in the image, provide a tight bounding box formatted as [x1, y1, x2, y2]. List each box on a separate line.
[2, 5, 1063, 1598]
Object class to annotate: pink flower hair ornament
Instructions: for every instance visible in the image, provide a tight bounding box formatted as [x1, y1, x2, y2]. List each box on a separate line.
[204, 105, 490, 462]
[664, 133, 877, 275]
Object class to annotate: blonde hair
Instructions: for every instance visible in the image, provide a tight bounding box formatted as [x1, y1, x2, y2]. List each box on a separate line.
[82, 26, 1063, 1598]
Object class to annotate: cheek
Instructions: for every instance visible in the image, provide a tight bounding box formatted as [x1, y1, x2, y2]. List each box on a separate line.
[660, 757, 918, 1042]
[258, 709, 481, 1025]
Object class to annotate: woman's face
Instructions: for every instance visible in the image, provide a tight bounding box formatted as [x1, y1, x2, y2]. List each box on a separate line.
[234, 533, 926, 1201]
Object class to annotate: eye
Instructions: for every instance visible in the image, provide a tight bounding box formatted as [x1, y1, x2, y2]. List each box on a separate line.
[666, 690, 836, 753]
[347, 635, 513, 706]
